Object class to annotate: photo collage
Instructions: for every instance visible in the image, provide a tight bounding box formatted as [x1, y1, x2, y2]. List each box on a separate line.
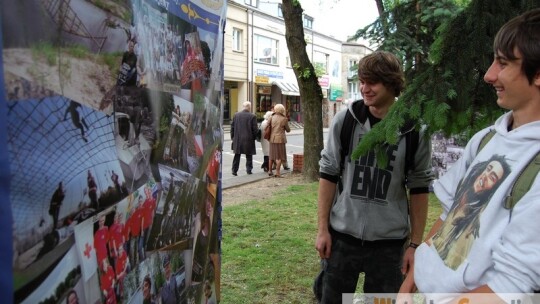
[2, 0, 226, 303]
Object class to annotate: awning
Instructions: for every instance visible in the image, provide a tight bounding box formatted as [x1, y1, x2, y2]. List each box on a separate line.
[272, 80, 300, 96]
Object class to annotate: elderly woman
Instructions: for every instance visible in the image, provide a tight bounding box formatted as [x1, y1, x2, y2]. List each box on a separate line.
[259, 111, 273, 172]
[268, 104, 290, 178]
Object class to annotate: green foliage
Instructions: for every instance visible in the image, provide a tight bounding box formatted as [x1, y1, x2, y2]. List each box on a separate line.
[293, 63, 312, 79]
[349, 0, 540, 163]
[93, 0, 115, 13]
[66, 44, 89, 58]
[123, 11, 132, 23]
[31, 42, 57, 66]
[313, 62, 326, 77]
[100, 52, 123, 77]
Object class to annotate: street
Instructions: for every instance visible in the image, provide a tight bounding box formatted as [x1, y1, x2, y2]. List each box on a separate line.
[221, 127, 329, 189]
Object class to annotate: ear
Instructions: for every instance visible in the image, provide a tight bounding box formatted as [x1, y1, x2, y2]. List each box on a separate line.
[535, 70, 540, 87]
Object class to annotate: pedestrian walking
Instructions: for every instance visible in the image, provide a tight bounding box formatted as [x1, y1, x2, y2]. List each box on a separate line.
[268, 104, 290, 178]
[230, 101, 258, 176]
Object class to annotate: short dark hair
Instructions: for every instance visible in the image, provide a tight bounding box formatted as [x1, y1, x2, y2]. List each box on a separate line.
[357, 51, 405, 97]
[144, 275, 152, 288]
[493, 8, 540, 84]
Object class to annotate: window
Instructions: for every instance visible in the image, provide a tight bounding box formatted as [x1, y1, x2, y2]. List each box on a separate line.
[278, 4, 283, 18]
[303, 15, 313, 29]
[232, 28, 243, 52]
[254, 35, 278, 65]
[348, 59, 358, 78]
[245, 0, 257, 7]
[348, 81, 360, 100]
[313, 51, 328, 74]
[285, 56, 292, 68]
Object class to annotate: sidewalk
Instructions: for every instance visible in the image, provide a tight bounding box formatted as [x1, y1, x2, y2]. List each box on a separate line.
[221, 124, 306, 190]
[222, 171, 271, 189]
[222, 121, 304, 141]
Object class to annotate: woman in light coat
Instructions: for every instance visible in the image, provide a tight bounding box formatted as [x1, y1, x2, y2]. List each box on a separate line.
[268, 104, 290, 178]
[260, 111, 273, 172]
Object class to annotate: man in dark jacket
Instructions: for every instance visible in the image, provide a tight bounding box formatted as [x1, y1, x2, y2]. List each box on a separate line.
[49, 182, 65, 231]
[231, 101, 258, 175]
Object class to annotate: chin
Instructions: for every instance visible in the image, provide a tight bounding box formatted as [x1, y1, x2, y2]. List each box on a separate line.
[495, 99, 511, 110]
[363, 98, 375, 105]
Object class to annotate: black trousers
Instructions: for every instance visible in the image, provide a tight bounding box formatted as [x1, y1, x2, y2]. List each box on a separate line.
[232, 154, 253, 173]
[261, 155, 269, 170]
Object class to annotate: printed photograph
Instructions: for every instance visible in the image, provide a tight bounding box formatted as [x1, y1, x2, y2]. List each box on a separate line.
[8, 96, 128, 295]
[20, 247, 89, 304]
[112, 86, 157, 193]
[3, 0, 226, 302]
[145, 165, 195, 252]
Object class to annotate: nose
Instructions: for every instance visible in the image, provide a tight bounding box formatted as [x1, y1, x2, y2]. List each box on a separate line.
[361, 83, 370, 94]
[484, 61, 498, 84]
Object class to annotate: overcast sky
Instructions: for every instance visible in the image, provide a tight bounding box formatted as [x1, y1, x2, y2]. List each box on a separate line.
[302, 0, 379, 45]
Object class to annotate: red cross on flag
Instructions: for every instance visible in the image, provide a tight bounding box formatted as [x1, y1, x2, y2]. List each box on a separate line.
[74, 218, 98, 281]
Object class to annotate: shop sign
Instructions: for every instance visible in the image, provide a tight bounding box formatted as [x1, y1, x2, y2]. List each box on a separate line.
[255, 76, 269, 84]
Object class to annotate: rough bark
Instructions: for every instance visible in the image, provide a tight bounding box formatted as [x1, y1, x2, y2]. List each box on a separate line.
[281, 0, 324, 182]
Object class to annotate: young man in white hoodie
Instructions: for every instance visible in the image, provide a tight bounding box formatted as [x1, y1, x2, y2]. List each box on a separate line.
[399, 8, 540, 303]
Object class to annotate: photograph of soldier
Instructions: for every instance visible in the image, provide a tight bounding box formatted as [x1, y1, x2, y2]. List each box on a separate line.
[64, 100, 90, 143]
[49, 182, 66, 231]
[117, 40, 138, 87]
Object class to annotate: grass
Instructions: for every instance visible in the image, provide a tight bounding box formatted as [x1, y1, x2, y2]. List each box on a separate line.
[31, 42, 57, 66]
[221, 181, 443, 303]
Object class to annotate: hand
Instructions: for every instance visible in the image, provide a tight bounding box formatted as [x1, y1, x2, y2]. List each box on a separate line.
[401, 247, 416, 275]
[397, 272, 417, 304]
[315, 230, 332, 259]
[396, 292, 415, 304]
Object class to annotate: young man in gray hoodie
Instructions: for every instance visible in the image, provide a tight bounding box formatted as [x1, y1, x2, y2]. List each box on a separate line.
[314, 51, 434, 303]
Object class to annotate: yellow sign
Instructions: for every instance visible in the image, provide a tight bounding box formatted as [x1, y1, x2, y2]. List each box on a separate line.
[255, 76, 269, 84]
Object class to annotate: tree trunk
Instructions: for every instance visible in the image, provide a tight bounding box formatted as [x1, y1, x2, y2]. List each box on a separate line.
[281, 0, 324, 182]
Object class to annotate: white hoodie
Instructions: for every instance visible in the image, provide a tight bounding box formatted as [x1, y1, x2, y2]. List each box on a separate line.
[414, 112, 540, 296]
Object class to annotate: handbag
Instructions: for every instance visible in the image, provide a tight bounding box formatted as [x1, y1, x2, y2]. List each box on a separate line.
[263, 118, 272, 140]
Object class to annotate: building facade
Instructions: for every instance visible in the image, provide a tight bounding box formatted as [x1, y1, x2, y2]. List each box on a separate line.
[224, 0, 371, 125]
[341, 42, 372, 105]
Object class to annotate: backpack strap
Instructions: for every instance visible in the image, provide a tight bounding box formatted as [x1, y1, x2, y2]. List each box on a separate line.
[402, 121, 419, 180]
[339, 100, 366, 172]
[339, 100, 419, 182]
[478, 129, 496, 152]
[504, 152, 540, 209]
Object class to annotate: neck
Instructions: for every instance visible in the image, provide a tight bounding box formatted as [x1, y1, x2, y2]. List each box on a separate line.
[511, 111, 540, 130]
[510, 93, 540, 129]
[368, 103, 392, 119]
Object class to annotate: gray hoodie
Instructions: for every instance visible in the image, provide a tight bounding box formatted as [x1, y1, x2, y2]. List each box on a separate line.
[319, 100, 434, 241]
